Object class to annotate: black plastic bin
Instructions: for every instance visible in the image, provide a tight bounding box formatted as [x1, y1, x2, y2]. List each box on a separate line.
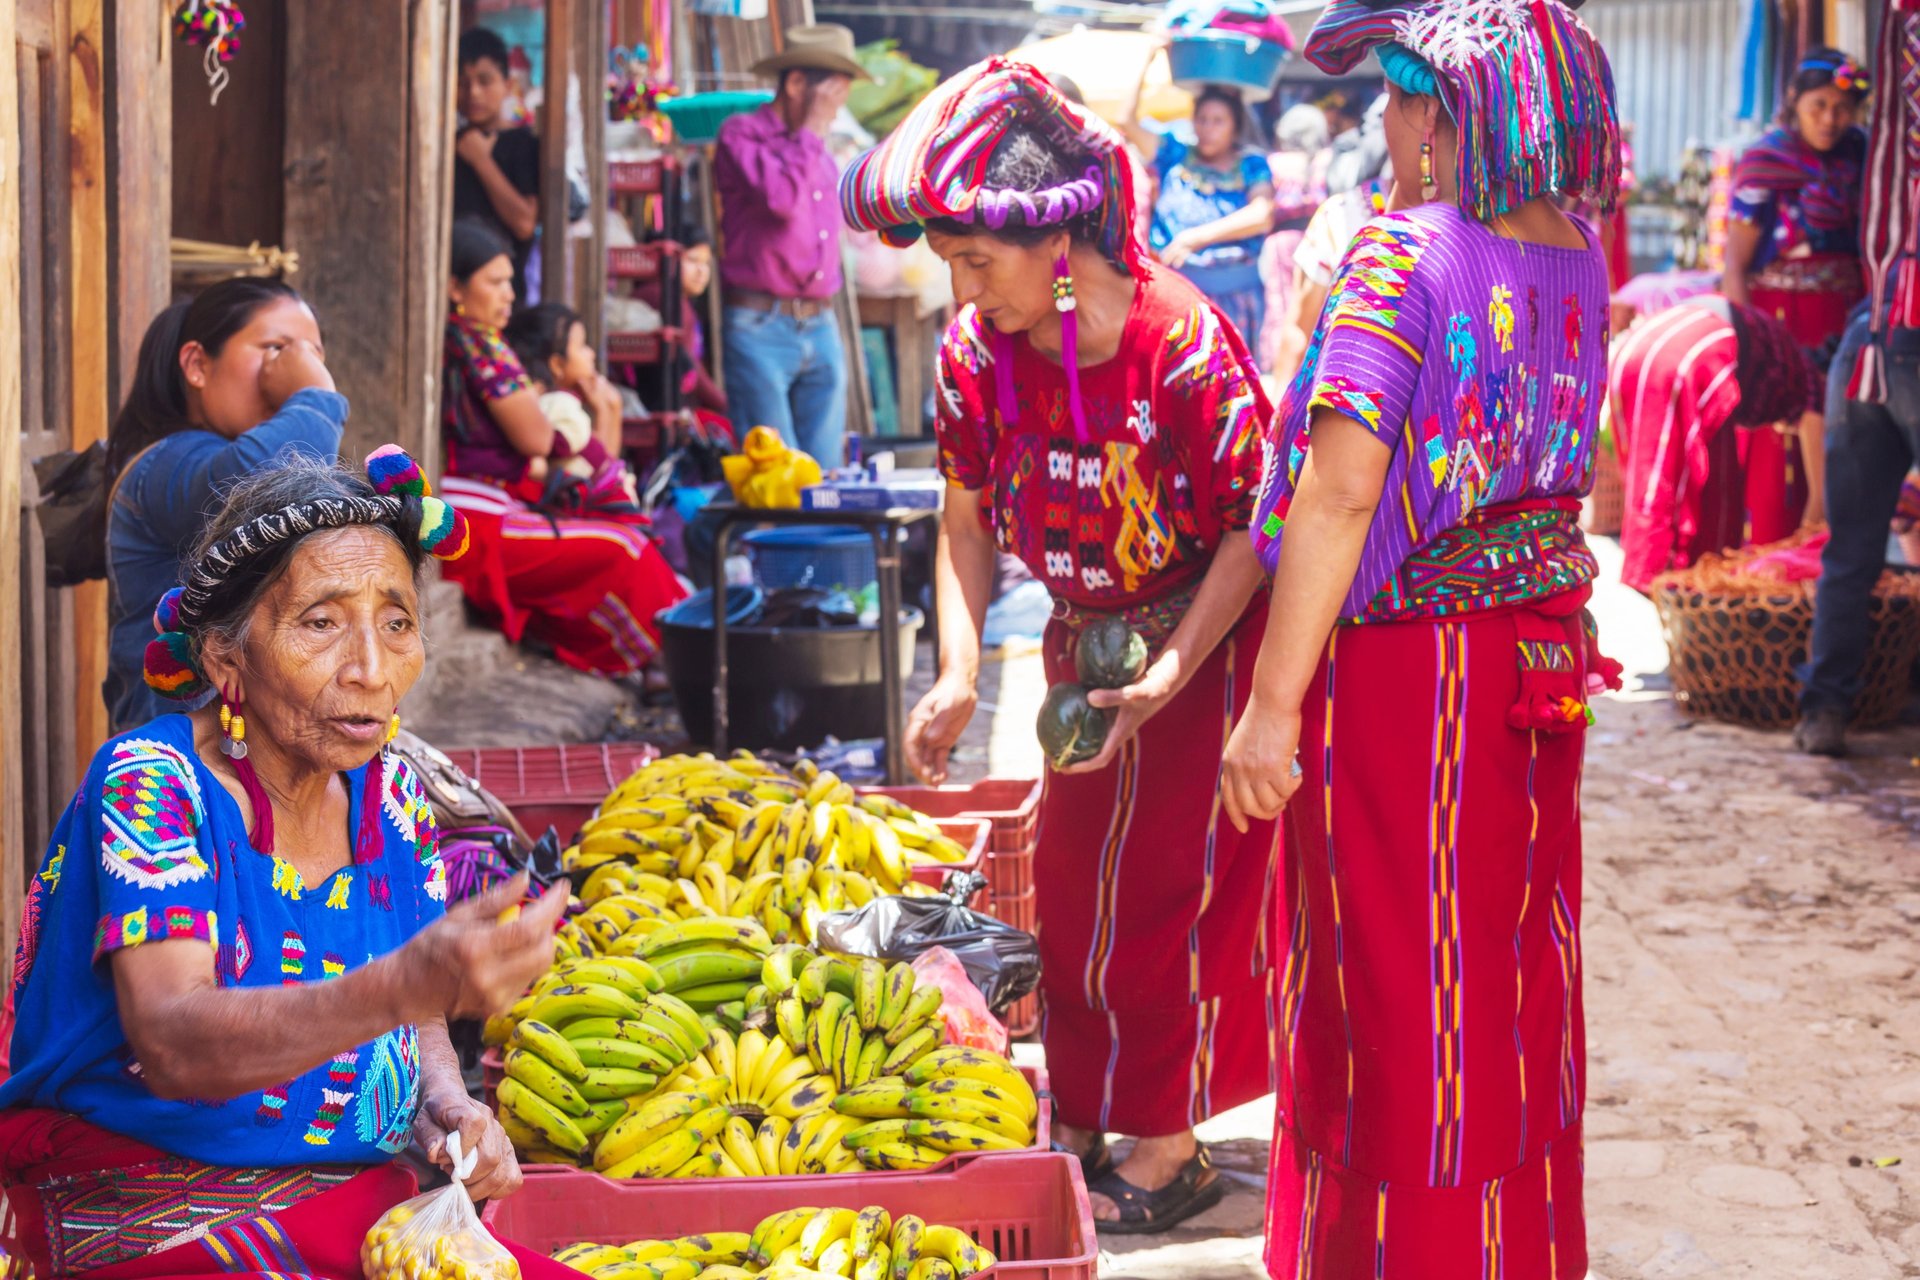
[657, 591, 924, 751]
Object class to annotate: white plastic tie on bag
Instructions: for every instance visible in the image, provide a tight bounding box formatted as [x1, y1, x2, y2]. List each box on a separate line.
[447, 1129, 480, 1184]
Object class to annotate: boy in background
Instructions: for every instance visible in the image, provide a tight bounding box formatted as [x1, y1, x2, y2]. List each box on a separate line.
[456, 27, 541, 301]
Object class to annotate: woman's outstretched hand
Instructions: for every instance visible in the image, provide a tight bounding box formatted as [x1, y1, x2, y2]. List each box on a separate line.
[402, 874, 568, 1022]
[1220, 700, 1303, 833]
[905, 675, 978, 785]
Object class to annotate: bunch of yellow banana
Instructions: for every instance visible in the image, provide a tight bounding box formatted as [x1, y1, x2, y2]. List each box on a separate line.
[827, 1048, 1038, 1172]
[671, 1022, 859, 1177]
[361, 1202, 520, 1280]
[760, 949, 949, 1099]
[742, 1206, 996, 1279]
[550, 1233, 749, 1280]
[556, 753, 972, 946]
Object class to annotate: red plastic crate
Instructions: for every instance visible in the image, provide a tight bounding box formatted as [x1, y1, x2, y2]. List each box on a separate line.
[866, 779, 1041, 857]
[907, 816, 987, 888]
[485, 1151, 1095, 1279]
[608, 157, 672, 194]
[607, 243, 671, 282]
[437, 744, 660, 839]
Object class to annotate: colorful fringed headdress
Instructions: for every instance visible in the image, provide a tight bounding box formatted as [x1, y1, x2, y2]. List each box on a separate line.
[839, 58, 1147, 275]
[1305, 0, 1622, 221]
[143, 444, 470, 703]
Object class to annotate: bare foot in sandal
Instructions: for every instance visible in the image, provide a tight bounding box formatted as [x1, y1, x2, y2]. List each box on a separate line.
[1089, 1132, 1223, 1234]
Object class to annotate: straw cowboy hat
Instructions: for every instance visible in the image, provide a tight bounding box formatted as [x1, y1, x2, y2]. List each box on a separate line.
[750, 24, 871, 81]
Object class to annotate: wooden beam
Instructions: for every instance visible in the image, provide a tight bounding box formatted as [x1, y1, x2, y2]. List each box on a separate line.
[106, 0, 172, 407]
[541, 0, 576, 307]
[0, 0, 25, 970]
[71, 0, 112, 769]
[405, 0, 459, 476]
[284, 0, 412, 465]
[577, 0, 607, 351]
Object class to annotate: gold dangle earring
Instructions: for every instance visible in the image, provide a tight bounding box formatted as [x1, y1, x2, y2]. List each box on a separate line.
[1420, 132, 1439, 202]
[220, 695, 248, 761]
[385, 714, 402, 749]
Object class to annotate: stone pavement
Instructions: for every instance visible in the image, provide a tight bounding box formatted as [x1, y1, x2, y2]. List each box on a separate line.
[966, 539, 1920, 1277]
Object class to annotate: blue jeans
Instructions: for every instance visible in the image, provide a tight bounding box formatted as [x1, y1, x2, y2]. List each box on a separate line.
[722, 304, 848, 467]
[1801, 314, 1920, 713]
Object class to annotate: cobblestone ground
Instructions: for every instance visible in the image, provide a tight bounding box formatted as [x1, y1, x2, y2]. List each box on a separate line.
[928, 540, 1920, 1278]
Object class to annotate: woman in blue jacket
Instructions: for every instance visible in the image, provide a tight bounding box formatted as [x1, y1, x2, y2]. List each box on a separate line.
[105, 279, 347, 730]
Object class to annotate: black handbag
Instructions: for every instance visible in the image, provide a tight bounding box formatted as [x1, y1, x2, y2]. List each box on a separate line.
[31, 441, 110, 588]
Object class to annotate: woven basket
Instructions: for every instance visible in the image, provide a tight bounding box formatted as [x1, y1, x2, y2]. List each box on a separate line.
[1651, 539, 1920, 730]
[1581, 438, 1624, 537]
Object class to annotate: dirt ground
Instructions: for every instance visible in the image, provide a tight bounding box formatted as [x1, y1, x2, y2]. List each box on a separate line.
[961, 540, 1920, 1278]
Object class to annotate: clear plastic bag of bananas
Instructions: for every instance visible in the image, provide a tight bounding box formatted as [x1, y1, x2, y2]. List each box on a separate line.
[362, 1135, 519, 1280]
[554, 1204, 995, 1280]
[487, 920, 1040, 1178]
[554, 753, 977, 948]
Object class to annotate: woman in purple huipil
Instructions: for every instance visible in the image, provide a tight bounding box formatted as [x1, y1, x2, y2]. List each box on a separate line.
[1222, 1, 1623, 1273]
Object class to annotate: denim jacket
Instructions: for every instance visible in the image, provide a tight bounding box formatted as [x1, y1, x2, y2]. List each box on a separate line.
[105, 389, 348, 731]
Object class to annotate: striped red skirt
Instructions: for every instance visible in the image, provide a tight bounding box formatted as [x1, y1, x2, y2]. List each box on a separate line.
[1266, 596, 1593, 1279]
[1035, 604, 1281, 1138]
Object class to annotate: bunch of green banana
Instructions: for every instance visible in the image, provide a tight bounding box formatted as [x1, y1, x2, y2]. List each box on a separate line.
[551, 1232, 751, 1280]
[761, 949, 950, 1099]
[486, 956, 712, 1164]
[554, 753, 972, 945]
[827, 1048, 1038, 1172]
[743, 1206, 996, 1279]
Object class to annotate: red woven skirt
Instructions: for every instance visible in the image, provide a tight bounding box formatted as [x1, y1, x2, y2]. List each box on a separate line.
[1035, 604, 1282, 1138]
[1742, 256, 1863, 544]
[0, 1109, 579, 1280]
[1265, 598, 1593, 1279]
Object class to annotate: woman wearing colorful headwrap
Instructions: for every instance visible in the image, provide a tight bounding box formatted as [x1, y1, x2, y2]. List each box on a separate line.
[1221, 2, 1621, 1273]
[1, 448, 585, 1280]
[843, 60, 1280, 1232]
[1723, 47, 1871, 543]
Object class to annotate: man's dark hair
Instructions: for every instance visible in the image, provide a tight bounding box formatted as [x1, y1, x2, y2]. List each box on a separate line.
[782, 67, 839, 96]
[459, 26, 512, 75]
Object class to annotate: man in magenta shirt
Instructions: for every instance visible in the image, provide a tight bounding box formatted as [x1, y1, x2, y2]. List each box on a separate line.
[714, 24, 866, 467]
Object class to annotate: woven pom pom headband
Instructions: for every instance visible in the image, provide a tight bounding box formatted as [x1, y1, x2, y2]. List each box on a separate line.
[143, 444, 470, 701]
[951, 165, 1105, 233]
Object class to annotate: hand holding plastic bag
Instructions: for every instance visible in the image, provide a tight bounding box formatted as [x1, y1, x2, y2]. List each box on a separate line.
[362, 1134, 520, 1280]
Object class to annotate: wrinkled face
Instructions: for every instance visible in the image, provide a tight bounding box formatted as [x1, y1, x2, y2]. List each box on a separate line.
[1193, 99, 1239, 161]
[459, 56, 511, 129]
[680, 243, 714, 299]
[1792, 84, 1857, 153]
[450, 254, 516, 329]
[925, 229, 1066, 337]
[181, 298, 324, 439]
[209, 526, 424, 776]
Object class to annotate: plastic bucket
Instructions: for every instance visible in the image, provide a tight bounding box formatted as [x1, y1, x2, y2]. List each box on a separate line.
[1167, 30, 1289, 100]
[656, 601, 924, 752]
[742, 525, 877, 592]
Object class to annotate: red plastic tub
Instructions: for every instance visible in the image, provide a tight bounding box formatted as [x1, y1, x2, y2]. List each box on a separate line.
[865, 780, 1043, 1038]
[437, 743, 660, 839]
[485, 1150, 1096, 1280]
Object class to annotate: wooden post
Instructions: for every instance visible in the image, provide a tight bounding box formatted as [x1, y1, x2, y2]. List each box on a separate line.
[284, 0, 414, 465]
[0, 0, 24, 965]
[106, 0, 172, 405]
[70, 0, 112, 768]
[577, 0, 608, 351]
[406, 0, 459, 478]
[542, 0, 576, 309]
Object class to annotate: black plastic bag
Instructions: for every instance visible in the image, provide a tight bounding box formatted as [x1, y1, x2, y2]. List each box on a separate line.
[815, 872, 1041, 1014]
[31, 442, 110, 587]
